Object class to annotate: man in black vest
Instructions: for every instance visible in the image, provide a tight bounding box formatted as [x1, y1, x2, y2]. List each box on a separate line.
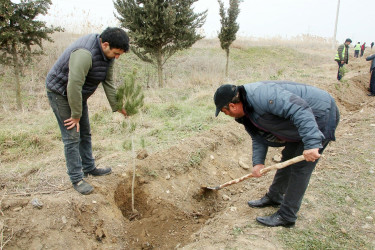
[46, 27, 129, 195]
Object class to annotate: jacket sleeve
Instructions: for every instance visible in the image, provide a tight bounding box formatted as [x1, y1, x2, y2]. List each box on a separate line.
[67, 49, 92, 119]
[251, 138, 268, 166]
[102, 61, 118, 112]
[236, 116, 269, 166]
[252, 85, 324, 150]
[366, 54, 375, 61]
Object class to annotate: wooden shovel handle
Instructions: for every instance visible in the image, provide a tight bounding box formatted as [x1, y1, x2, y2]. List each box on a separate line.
[215, 155, 305, 190]
[260, 155, 305, 174]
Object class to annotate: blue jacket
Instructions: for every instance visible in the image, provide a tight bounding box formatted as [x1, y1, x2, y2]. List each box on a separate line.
[235, 81, 339, 165]
[366, 54, 375, 72]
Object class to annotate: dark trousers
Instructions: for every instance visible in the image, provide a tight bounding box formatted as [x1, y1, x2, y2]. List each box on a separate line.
[354, 50, 359, 58]
[336, 61, 344, 80]
[361, 50, 364, 57]
[370, 70, 375, 94]
[267, 140, 330, 222]
[47, 91, 96, 183]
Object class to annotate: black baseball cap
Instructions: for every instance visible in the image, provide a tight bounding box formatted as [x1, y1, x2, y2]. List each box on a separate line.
[345, 38, 352, 43]
[214, 84, 238, 117]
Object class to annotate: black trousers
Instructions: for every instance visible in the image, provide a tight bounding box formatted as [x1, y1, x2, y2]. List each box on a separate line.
[336, 61, 344, 80]
[370, 70, 375, 95]
[267, 140, 329, 222]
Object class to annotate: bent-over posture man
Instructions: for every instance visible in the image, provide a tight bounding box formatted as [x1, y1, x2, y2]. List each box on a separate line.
[366, 53, 375, 96]
[46, 27, 129, 195]
[214, 81, 339, 227]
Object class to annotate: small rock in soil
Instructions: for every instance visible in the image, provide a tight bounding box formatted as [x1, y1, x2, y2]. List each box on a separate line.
[31, 198, 43, 209]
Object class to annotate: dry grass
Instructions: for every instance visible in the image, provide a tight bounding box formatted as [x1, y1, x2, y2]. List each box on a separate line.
[2, 32, 374, 249]
[0, 33, 334, 168]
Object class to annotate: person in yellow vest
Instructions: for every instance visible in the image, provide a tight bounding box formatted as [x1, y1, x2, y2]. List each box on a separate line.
[335, 38, 352, 81]
[354, 42, 361, 58]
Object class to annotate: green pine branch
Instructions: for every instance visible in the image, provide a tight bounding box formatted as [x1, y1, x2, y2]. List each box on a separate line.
[116, 70, 145, 116]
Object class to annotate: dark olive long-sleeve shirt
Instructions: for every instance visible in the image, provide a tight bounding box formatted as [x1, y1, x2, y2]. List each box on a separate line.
[67, 49, 117, 119]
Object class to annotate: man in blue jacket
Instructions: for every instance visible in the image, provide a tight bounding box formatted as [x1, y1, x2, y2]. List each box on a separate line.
[366, 54, 375, 96]
[214, 81, 340, 227]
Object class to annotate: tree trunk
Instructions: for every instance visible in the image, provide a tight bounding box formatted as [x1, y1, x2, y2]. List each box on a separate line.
[157, 49, 163, 88]
[225, 48, 230, 77]
[11, 43, 22, 110]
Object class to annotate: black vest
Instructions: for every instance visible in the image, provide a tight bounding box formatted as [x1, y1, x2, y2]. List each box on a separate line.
[45, 34, 114, 100]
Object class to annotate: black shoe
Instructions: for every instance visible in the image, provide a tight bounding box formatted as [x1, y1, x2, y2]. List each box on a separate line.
[248, 194, 281, 208]
[367, 93, 375, 96]
[256, 212, 295, 228]
[84, 167, 112, 177]
[73, 179, 94, 195]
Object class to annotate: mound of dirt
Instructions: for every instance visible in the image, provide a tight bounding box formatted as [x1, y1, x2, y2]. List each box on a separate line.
[3, 123, 281, 249]
[328, 58, 373, 112]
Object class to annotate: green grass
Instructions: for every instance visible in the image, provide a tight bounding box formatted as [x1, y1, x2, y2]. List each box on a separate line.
[0, 120, 60, 163]
[279, 214, 368, 249]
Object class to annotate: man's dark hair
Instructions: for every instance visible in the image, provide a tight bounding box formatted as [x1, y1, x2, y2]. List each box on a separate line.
[100, 27, 129, 52]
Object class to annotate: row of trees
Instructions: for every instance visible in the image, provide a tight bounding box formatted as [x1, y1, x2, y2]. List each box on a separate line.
[115, 0, 241, 86]
[0, 0, 241, 110]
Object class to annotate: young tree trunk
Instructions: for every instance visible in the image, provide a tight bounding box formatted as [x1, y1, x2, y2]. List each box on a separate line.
[11, 43, 22, 110]
[157, 49, 163, 88]
[225, 48, 230, 77]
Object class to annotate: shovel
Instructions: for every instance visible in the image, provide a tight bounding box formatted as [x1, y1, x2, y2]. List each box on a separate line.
[202, 155, 305, 191]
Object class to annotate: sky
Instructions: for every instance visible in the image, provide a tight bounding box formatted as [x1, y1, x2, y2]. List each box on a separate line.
[28, 0, 375, 44]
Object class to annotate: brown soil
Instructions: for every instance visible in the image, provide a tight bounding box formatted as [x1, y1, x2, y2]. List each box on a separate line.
[1, 55, 375, 249]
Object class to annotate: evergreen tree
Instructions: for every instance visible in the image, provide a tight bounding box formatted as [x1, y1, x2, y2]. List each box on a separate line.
[116, 70, 145, 116]
[0, 0, 62, 109]
[218, 0, 241, 77]
[114, 0, 207, 87]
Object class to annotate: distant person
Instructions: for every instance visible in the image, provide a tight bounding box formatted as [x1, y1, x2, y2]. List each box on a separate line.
[371, 42, 374, 50]
[46, 27, 130, 195]
[366, 53, 375, 96]
[354, 42, 361, 58]
[213, 81, 340, 227]
[361, 42, 366, 57]
[335, 38, 352, 81]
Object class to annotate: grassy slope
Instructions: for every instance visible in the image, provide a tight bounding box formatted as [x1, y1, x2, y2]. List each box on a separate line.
[1, 35, 374, 248]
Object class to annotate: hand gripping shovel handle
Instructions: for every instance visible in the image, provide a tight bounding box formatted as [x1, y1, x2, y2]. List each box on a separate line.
[205, 155, 305, 190]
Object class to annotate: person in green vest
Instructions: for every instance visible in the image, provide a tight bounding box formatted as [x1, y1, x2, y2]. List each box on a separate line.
[335, 38, 352, 81]
[354, 42, 361, 58]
